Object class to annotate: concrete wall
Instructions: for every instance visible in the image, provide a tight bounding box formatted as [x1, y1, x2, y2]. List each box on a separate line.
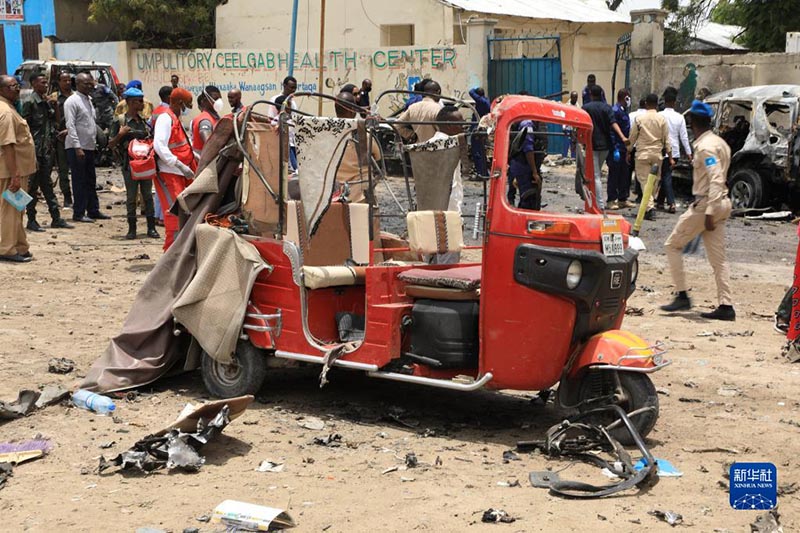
[650, 52, 800, 110]
[52, 40, 134, 79]
[128, 45, 470, 118]
[216, 0, 455, 50]
[215, 0, 631, 104]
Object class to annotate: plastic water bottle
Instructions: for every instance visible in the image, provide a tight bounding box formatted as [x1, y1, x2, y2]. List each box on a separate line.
[72, 390, 116, 415]
[613, 147, 621, 162]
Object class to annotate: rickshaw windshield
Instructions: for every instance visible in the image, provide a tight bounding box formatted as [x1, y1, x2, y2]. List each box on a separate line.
[498, 117, 591, 213]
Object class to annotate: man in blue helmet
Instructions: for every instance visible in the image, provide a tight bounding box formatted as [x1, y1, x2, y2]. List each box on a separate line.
[661, 100, 734, 321]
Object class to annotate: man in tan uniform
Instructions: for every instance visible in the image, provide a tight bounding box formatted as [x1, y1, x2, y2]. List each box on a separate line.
[0, 75, 37, 262]
[661, 100, 735, 321]
[627, 93, 671, 220]
[397, 80, 442, 144]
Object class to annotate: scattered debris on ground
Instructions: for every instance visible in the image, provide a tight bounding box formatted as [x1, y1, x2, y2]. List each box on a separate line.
[99, 398, 252, 474]
[256, 459, 285, 473]
[750, 509, 782, 533]
[648, 509, 683, 527]
[211, 500, 295, 530]
[481, 508, 516, 524]
[47, 357, 75, 374]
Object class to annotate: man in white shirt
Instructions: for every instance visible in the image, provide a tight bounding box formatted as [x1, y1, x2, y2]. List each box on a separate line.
[657, 88, 693, 213]
[268, 76, 298, 170]
[64, 72, 110, 223]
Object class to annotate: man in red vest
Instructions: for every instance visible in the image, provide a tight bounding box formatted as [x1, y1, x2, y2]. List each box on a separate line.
[191, 85, 221, 158]
[153, 87, 196, 250]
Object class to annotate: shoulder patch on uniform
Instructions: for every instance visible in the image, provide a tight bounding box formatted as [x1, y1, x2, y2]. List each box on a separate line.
[704, 156, 717, 167]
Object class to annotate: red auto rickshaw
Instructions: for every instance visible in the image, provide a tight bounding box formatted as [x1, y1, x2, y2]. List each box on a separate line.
[201, 93, 669, 442]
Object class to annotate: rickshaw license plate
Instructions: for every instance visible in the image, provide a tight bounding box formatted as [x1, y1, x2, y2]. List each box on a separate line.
[601, 220, 624, 256]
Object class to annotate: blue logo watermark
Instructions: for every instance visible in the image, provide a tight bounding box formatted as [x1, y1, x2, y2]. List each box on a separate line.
[729, 462, 777, 510]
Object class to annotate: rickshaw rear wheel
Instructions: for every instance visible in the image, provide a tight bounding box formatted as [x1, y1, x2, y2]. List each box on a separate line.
[577, 371, 659, 445]
[201, 341, 268, 398]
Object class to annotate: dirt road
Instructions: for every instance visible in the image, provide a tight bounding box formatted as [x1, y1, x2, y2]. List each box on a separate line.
[1, 165, 799, 532]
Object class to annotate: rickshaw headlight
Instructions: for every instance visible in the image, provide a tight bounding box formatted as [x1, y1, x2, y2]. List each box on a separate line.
[566, 260, 582, 289]
[631, 257, 639, 284]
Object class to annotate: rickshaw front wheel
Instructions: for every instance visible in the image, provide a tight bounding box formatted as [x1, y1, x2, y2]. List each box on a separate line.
[577, 371, 659, 445]
[201, 341, 268, 398]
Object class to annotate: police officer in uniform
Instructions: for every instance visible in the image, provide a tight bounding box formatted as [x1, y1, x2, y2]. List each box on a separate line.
[661, 100, 735, 321]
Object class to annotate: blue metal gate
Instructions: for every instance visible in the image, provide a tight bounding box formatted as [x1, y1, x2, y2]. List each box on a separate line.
[488, 36, 564, 154]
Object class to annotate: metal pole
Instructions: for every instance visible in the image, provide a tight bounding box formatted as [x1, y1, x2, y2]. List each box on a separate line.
[318, 0, 326, 115]
[288, 0, 300, 77]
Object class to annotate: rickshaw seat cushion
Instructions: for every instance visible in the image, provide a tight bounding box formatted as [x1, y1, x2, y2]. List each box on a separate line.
[407, 211, 463, 255]
[302, 265, 366, 290]
[405, 284, 479, 301]
[398, 265, 481, 291]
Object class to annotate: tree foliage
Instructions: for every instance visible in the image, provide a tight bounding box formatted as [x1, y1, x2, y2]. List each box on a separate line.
[662, 0, 800, 54]
[88, 0, 224, 49]
[713, 0, 800, 52]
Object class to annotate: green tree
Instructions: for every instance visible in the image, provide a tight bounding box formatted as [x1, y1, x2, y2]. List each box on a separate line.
[661, 0, 715, 54]
[713, 0, 800, 52]
[662, 0, 800, 54]
[89, 0, 223, 49]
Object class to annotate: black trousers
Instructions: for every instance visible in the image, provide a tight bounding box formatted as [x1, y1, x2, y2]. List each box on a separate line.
[27, 154, 61, 223]
[66, 148, 100, 219]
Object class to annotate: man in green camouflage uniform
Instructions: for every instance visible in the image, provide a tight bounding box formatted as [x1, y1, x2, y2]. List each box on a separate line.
[21, 74, 72, 231]
[52, 71, 73, 207]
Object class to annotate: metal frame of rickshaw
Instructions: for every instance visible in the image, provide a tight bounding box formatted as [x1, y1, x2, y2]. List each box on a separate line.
[223, 92, 669, 400]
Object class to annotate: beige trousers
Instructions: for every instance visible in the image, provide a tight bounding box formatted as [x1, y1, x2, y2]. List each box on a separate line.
[664, 198, 733, 306]
[0, 176, 30, 257]
[634, 155, 662, 211]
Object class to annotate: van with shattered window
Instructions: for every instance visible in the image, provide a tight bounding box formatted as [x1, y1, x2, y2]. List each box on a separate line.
[690, 85, 800, 209]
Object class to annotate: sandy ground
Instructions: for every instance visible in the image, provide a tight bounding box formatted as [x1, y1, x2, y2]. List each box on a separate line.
[1, 164, 799, 532]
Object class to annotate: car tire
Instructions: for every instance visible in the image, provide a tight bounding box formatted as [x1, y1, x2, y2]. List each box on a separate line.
[729, 167, 766, 209]
[201, 341, 268, 398]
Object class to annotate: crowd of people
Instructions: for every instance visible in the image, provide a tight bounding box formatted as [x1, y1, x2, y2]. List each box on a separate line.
[0, 69, 739, 322]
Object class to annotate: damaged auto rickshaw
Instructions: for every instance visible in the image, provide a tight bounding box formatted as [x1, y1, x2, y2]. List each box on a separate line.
[200, 91, 670, 443]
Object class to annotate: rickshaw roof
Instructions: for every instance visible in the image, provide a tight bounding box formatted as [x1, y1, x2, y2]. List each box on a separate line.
[492, 95, 592, 130]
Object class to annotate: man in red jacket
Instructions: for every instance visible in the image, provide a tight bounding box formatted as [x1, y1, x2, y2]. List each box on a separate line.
[153, 87, 196, 250]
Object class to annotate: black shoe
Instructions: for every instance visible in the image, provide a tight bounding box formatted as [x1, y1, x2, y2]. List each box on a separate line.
[661, 292, 691, 312]
[700, 305, 736, 321]
[51, 218, 74, 229]
[73, 216, 95, 223]
[63, 198, 73, 209]
[125, 217, 137, 240]
[0, 253, 32, 263]
[26, 220, 45, 232]
[89, 212, 111, 220]
[644, 209, 656, 221]
[146, 216, 160, 239]
[19, 251, 32, 259]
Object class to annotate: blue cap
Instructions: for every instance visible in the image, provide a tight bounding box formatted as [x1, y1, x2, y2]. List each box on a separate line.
[689, 99, 714, 117]
[126, 79, 143, 90]
[123, 87, 144, 98]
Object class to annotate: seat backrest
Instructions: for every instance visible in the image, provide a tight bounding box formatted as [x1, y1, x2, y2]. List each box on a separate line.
[285, 200, 372, 266]
[406, 210, 464, 255]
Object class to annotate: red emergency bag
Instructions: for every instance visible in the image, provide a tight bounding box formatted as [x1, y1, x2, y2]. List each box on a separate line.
[128, 139, 157, 181]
